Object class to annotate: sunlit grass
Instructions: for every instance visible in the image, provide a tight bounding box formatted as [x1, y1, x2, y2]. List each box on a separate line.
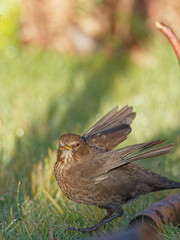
[0, 38, 180, 239]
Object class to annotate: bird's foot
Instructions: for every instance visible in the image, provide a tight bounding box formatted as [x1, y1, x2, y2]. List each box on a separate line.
[67, 206, 123, 233]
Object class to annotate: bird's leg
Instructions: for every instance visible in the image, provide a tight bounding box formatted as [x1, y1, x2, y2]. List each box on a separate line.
[100, 207, 113, 221]
[68, 205, 124, 233]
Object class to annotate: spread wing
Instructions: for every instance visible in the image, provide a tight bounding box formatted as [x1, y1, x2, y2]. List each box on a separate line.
[91, 139, 174, 179]
[82, 105, 136, 150]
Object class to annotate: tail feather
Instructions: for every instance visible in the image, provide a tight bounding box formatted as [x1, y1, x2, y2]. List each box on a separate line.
[166, 179, 180, 189]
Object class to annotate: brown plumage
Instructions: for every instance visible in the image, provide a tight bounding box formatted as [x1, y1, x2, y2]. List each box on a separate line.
[54, 105, 180, 232]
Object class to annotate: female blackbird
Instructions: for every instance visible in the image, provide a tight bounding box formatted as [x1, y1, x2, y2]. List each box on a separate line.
[54, 105, 180, 232]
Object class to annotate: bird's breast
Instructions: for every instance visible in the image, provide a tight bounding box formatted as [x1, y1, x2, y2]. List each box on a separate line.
[54, 152, 103, 205]
[54, 152, 86, 203]
[54, 152, 74, 195]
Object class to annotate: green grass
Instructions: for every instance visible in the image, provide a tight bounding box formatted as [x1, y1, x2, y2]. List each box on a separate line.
[0, 38, 180, 239]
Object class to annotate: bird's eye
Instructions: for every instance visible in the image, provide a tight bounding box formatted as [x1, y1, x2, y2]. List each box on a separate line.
[75, 143, 80, 148]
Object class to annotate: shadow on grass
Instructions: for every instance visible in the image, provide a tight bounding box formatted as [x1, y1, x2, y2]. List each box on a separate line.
[0, 50, 131, 215]
[1, 49, 180, 221]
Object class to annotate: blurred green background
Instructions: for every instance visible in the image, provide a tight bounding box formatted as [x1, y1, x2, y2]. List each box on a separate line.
[0, 0, 180, 239]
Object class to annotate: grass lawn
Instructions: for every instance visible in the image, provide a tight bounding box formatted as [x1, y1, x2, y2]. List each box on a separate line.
[0, 38, 180, 239]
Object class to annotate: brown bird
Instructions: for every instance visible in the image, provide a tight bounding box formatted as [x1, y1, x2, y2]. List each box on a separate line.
[54, 105, 180, 232]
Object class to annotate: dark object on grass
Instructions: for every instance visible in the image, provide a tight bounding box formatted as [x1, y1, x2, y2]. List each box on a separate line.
[88, 194, 180, 240]
[130, 193, 180, 228]
[54, 105, 180, 232]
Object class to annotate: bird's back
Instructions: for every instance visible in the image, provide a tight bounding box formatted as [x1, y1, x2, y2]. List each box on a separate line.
[91, 163, 180, 206]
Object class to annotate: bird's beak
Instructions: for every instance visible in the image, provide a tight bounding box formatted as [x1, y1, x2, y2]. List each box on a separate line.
[59, 144, 72, 150]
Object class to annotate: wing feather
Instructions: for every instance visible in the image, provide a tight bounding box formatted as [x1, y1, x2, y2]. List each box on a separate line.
[91, 140, 174, 178]
[83, 105, 136, 150]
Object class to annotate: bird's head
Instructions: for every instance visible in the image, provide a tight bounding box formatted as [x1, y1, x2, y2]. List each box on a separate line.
[58, 134, 90, 161]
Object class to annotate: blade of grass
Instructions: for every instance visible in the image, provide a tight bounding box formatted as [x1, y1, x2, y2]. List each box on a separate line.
[17, 182, 33, 240]
[42, 189, 64, 215]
